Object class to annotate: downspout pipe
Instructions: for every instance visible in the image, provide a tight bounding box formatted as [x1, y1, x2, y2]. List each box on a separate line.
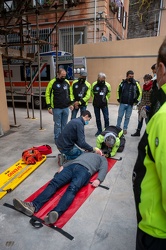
[94, 0, 97, 43]
[157, 0, 163, 36]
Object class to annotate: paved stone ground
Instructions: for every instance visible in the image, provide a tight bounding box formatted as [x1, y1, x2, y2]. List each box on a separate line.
[0, 103, 144, 250]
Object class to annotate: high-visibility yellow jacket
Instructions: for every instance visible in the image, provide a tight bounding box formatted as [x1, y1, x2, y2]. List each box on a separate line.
[133, 83, 166, 238]
[45, 78, 73, 109]
[91, 81, 111, 107]
[70, 79, 91, 106]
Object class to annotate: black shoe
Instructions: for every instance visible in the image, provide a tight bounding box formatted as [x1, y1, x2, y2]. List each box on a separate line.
[95, 131, 101, 137]
[131, 130, 140, 137]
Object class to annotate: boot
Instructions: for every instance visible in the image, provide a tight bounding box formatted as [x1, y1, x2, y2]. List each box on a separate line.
[131, 129, 140, 137]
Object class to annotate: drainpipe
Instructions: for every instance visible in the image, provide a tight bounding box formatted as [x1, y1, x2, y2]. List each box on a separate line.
[157, 0, 163, 36]
[94, 0, 97, 43]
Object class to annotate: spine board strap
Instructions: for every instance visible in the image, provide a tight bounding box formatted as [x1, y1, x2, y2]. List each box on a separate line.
[89, 182, 109, 190]
[3, 202, 74, 241]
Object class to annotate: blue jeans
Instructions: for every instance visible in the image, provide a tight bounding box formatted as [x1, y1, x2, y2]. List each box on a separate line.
[52, 107, 69, 142]
[137, 117, 148, 131]
[71, 106, 87, 119]
[94, 106, 109, 133]
[116, 103, 133, 130]
[32, 163, 91, 217]
[59, 145, 83, 160]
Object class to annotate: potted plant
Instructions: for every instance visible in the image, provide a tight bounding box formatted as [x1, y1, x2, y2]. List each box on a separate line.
[110, 0, 119, 13]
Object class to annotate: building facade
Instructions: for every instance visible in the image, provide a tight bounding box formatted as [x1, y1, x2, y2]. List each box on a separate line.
[128, 0, 166, 39]
[0, 1, 129, 54]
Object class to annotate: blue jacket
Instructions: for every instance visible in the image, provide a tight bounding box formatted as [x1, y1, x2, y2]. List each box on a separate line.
[56, 117, 93, 151]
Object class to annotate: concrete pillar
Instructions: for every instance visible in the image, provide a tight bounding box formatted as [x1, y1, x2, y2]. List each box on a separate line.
[0, 52, 10, 133]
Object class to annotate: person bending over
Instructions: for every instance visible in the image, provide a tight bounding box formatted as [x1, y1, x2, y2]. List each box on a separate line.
[56, 110, 102, 165]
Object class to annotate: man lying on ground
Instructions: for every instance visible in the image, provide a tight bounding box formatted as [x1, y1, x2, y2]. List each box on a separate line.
[13, 152, 108, 224]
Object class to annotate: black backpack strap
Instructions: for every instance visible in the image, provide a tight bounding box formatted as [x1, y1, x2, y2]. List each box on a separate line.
[3, 203, 74, 241]
[29, 217, 43, 228]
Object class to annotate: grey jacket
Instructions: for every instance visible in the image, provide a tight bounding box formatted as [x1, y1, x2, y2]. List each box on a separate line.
[63, 152, 108, 182]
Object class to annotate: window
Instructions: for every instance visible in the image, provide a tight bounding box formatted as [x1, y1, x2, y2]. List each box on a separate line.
[31, 28, 51, 53]
[33, 0, 46, 6]
[122, 11, 127, 29]
[59, 26, 86, 53]
[7, 28, 51, 53]
[117, 6, 123, 23]
[7, 33, 20, 50]
[20, 65, 50, 81]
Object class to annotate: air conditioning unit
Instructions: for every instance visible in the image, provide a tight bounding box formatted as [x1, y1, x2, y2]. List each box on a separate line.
[3, 1, 14, 12]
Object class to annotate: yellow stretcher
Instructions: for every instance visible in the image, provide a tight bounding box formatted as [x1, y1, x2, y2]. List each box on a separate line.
[0, 155, 46, 199]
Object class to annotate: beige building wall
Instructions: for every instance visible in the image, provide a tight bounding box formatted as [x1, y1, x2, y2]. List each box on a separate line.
[0, 53, 10, 133]
[74, 36, 165, 104]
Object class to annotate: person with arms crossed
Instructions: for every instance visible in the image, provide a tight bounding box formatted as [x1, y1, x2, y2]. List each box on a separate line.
[70, 71, 91, 119]
[45, 68, 74, 144]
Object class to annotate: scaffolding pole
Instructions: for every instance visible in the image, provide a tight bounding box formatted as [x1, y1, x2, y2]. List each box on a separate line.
[36, 5, 43, 130]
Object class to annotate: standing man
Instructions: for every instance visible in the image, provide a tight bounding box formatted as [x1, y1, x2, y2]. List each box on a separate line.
[133, 38, 166, 250]
[45, 68, 73, 144]
[116, 70, 141, 135]
[91, 72, 111, 137]
[13, 152, 108, 225]
[70, 71, 91, 119]
[56, 110, 102, 165]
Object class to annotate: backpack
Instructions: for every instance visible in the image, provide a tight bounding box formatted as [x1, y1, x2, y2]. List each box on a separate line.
[22, 145, 52, 164]
[22, 148, 43, 165]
